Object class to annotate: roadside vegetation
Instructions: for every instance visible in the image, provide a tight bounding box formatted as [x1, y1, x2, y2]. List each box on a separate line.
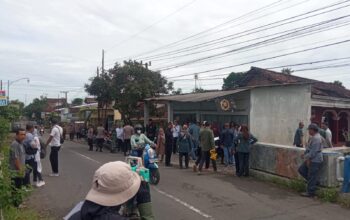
[0, 106, 38, 220]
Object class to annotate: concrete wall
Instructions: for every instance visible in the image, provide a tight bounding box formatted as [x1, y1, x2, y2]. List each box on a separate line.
[250, 143, 350, 187]
[249, 84, 312, 145]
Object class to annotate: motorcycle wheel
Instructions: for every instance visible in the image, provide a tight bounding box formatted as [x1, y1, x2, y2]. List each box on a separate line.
[150, 169, 160, 185]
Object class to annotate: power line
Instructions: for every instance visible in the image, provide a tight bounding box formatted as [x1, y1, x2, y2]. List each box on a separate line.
[266, 56, 350, 69]
[166, 38, 350, 79]
[139, 0, 350, 62]
[106, 0, 198, 52]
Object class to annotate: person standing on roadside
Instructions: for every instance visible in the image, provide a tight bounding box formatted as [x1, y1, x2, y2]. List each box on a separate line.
[116, 124, 124, 153]
[298, 123, 324, 197]
[9, 128, 26, 189]
[165, 122, 174, 167]
[172, 120, 180, 154]
[234, 125, 258, 177]
[87, 126, 94, 151]
[220, 123, 234, 166]
[146, 119, 157, 142]
[177, 125, 193, 169]
[45, 118, 63, 177]
[96, 124, 105, 152]
[321, 122, 333, 148]
[156, 128, 166, 162]
[197, 121, 216, 175]
[189, 121, 200, 160]
[24, 124, 39, 186]
[123, 122, 134, 156]
[293, 122, 304, 148]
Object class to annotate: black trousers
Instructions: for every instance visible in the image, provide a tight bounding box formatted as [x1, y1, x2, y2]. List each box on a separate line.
[298, 161, 322, 195]
[234, 152, 240, 174]
[50, 146, 61, 174]
[238, 152, 250, 177]
[117, 139, 123, 152]
[25, 158, 43, 184]
[179, 152, 189, 168]
[165, 145, 172, 166]
[88, 138, 93, 151]
[172, 137, 178, 154]
[123, 139, 131, 156]
[195, 147, 210, 169]
[69, 133, 75, 140]
[96, 138, 104, 151]
[199, 151, 217, 171]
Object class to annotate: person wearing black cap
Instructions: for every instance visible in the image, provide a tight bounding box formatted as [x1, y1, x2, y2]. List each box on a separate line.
[298, 123, 324, 197]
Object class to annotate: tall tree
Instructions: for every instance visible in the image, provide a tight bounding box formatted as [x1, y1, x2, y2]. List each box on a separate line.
[281, 68, 294, 75]
[71, 98, 84, 106]
[333, 80, 345, 88]
[222, 72, 246, 90]
[23, 96, 48, 119]
[110, 61, 172, 122]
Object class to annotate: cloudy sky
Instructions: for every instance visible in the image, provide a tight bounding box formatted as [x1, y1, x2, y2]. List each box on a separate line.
[1, 0, 350, 105]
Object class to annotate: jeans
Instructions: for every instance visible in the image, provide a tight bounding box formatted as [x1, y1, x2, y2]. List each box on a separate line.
[179, 152, 189, 168]
[96, 138, 104, 151]
[117, 139, 123, 152]
[238, 152, 250, 176]
[50, 146, 61, 174]
[131, 149, 143, 157]
[198, 150, 217, 171]
[223, 146, 233, 165]
[195, 148, 210, 169]
[298, 161, 322, 195]
[123, 139, 131, 156]
[88, 138, 93, 151]
[25, 158, 43, 184]
[190, 140, 198, 160]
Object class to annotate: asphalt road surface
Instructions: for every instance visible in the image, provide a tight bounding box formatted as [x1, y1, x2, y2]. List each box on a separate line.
[28, 139, 350, 220]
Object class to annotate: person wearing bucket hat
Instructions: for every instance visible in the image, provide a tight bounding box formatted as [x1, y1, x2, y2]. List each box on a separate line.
[298, 123, 324, 198]
[67, 161, 154, 220]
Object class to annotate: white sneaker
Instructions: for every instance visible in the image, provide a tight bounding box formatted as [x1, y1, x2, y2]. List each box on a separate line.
[49, 173, 59, 177]
[36, 181, 46, 187]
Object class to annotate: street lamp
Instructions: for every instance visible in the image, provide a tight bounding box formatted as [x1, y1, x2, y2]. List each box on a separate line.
[7, 77, 30, 102]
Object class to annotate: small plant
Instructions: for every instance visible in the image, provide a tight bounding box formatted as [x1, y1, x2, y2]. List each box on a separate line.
[316, 188, 339, 203]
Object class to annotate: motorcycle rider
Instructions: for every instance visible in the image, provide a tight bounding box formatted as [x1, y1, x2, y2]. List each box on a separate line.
[131, 124, 156, 157]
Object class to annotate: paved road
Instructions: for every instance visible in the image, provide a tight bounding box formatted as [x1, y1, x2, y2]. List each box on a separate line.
[28, 140, 350, 220]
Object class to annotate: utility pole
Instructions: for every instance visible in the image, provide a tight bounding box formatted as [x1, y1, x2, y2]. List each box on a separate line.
[60, 91, 69, 107]
[194, 74, 198, 91]
[96, 66, 100, 77]
[102, 49, 105, 75]
[0, 80, 2, 90]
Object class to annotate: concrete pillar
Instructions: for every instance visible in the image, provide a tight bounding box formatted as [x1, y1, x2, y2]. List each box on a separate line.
[196, 112, 200, 122]
[167, 102, 173, 123]
[144, 101, 149, 127]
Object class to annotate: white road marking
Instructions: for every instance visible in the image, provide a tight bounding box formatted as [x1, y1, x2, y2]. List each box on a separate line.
[69, 150, 102, 164]
[153, 187, 214, 219]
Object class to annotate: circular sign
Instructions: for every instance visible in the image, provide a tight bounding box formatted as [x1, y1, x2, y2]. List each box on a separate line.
[220, 99, 230, 111]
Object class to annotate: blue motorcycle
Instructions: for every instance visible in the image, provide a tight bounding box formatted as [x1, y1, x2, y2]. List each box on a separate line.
[143, 144, 160, 185]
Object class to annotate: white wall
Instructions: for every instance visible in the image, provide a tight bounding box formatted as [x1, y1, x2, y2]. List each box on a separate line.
[249, 84, 311, 145]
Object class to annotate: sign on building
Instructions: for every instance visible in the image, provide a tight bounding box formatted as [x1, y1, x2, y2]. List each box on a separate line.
[0, 90, 8, 106]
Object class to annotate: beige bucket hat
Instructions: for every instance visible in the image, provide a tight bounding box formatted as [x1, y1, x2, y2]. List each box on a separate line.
[86, 161, 141, 206]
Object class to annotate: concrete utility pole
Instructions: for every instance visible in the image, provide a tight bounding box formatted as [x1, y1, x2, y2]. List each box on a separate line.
[194, 74, 198, 91]
[96, 66, 100, 77]
[102, 49, 105, 75]
[60, 91, 69, 106]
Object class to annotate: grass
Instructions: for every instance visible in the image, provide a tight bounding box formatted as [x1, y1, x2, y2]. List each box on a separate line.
[252, 171, 350, 207]
[2, 206, 39, 220]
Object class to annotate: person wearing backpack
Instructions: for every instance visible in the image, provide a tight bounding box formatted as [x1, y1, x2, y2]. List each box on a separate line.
[177, 125, 193, 169]
[23, 124, 39, 186]
[45, 118, 64, 177]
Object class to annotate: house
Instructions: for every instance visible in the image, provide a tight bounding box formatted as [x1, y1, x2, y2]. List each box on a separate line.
[144, 67, 350, 146]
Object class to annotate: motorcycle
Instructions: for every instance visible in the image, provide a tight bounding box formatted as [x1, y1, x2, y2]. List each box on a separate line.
[143, 144, 160, 185]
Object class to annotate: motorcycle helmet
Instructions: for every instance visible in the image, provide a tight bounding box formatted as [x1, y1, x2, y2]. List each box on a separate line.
[134, 124, 143, 134]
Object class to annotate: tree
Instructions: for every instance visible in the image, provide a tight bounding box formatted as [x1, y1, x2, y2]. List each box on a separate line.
[333, 80, 345, 88]
[109, 60, 172, 122]
[0, 105, 21, 122]
[222, 72, 246, 90]
[71, 98, 84, 106]
[23, 96, 48, 119]
[172, 88, 182, 95]
[281, 68, 294, 75]
[193, 88, 206, 93]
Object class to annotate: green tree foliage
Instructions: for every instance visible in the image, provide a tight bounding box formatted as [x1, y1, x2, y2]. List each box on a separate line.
[0, 105, 20, 122]
[23, 96, 48, 119]
[222, 72, 246, 90]
[281, 68, 294, 75]
[172, 88, 182, 95]
[333, 80, 345, 88]
[111, 61, 172, 121]
[71, 98, 84, 106]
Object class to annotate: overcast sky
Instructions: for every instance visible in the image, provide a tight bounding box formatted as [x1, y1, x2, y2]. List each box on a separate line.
[1, 0, 350, 105]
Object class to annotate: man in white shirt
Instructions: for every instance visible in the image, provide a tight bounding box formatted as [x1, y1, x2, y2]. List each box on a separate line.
[321, 122, 333, 148]
[45, 118, 63, 176]
[172, 120, 180, 154]
[116, 125, 124, 152]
